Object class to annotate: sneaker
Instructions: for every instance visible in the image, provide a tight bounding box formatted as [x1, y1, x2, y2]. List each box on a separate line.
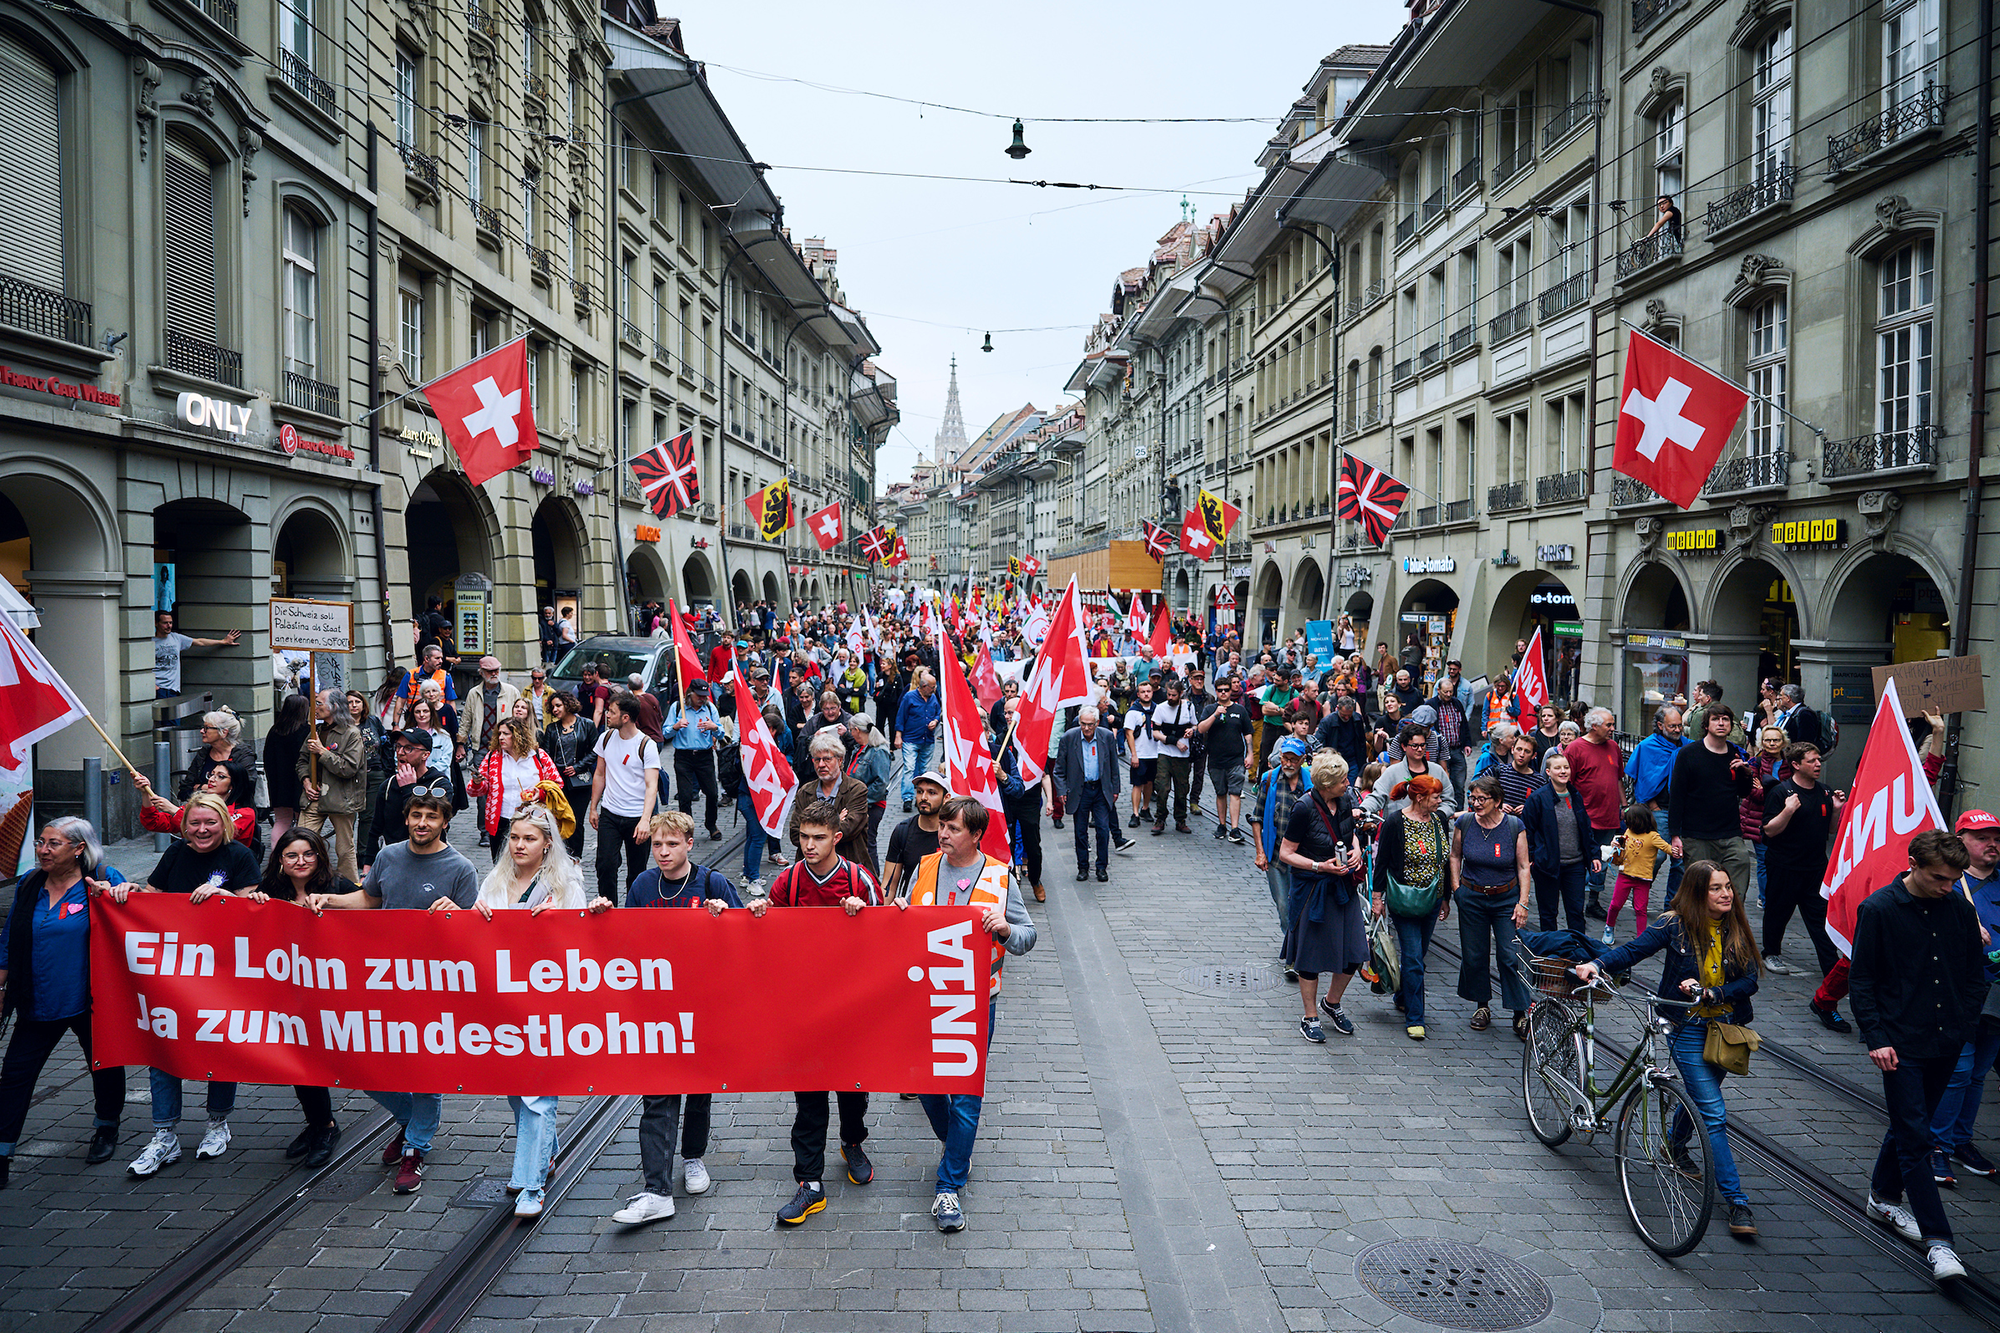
[1930, 1244, 1968, 1282]
[1299, 1017, 1325, 1043]
[1284, 966, 1299, 984]
[1407, 1025, 1427, 1041]
[86, 1126, 118, 1165]
[767, 851, 790, 867]
[393, 1148, 425, 1194]
[1113, 837, 1136, 854]
[303, 1122, 341, 1168]
[513, 1188, 545, 1218]
[902, 801, 914, 813]
[1727, 1203, 1758, 1237]
[127, 1130, 180, 1178]
[842, 1142, 873, 1186]
[932, 1189, 965, 1233]
[1214, 824, 1227, 839]
[1810, 1000, 1853, 1033]
[1227, 827, 1247, 846]
[195, 1120, 231, 1161]
[1933, 1149, 1957, 1188]
[777, 1181, 825, 1225]
[1866, 1194, 1921, 1242]
[1762, 954, 1793, 975]
[1668, 1140, 1699, 1178]
[1127, 813, 1141, 828]
[1318, 1000, 1355, 1036]
[1954, 1144, 1999, 1178]
[682, 1158, 711, 1195]
[1601, 926, 1615, 945]
[613, 1191, 676, 1224]
[381, 1129, 406, 1167]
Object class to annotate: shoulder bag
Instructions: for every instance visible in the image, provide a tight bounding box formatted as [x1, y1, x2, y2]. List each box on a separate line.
[1702, 1020, 1760, 1076]
[1384, 813, 1446, 918]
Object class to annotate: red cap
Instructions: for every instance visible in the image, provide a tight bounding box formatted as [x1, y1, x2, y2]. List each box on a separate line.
[1955, 810, 2000, 833]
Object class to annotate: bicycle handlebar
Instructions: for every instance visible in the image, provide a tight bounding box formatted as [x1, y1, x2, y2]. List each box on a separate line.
[1564, 966, 1703, 1008]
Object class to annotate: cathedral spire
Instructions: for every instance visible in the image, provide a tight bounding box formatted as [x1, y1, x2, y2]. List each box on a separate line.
[934, 356, 968, 465]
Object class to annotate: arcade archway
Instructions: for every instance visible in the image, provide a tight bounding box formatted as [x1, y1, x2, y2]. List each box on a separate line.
[406, 469, 498, 630]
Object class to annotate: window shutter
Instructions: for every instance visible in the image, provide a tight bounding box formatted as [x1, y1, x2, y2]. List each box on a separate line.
[0, 33, 63, 289]
[162, 141, 219, 339]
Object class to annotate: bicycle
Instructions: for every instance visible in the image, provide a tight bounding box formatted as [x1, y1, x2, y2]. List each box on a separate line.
[1514, 952, 1716, 1257]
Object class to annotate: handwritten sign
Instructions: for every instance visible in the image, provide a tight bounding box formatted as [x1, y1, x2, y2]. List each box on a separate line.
[269, 598, 353, 653]
[1872, 655, 1984, 717]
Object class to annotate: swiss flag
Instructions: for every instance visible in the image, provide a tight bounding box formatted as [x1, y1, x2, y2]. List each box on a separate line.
[1821, 677, 1947, 956]
[420, 337, 539, 487]
[1013, 576, 1092, 784]
[1513, 626, 1549, 712]
[1179, 508, 1216, 559]
[806, 501, 843, 552]
[1612, 329, 1749, 509]
[936, 618, 1012, 863]
[728, 650, 799, 839]
[0, 616, 88, 775]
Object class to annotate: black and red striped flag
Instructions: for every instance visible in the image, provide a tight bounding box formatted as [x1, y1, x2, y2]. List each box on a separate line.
[630, 430, 700, 519]
[1337, 454, 1410, 546]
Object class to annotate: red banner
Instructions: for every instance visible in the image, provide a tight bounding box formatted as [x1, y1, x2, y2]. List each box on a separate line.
[90, 896, 991, 1096]
[1820, 676, 1946, 955]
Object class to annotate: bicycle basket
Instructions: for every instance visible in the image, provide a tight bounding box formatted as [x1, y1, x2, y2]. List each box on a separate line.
[1519, 952, 1580, 999]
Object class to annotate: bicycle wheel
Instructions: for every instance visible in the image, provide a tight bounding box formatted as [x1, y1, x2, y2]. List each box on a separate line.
[1521, 1003, 1577, 1147]
[1614, 1074, 1715, 1257]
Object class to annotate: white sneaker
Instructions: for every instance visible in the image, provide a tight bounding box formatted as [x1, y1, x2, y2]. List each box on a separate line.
[513, 1188, 545, 1218]
[1929, 1245, 1967, 1281]
[612, 1191, 676, 1224]
[1762, 954, 1793, 975]
[127, 1129, 181, 1177]
[1601, 926, 1615, 945]
[1867, 1194, 1922, 1243]
[195, 1119, 231, 1161]
[682, 1158, 711, 1195]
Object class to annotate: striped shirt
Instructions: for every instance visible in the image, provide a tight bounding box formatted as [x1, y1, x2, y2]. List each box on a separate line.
[1494, 763, 1546, 812]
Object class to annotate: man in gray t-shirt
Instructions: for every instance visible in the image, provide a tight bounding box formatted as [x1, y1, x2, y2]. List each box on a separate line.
[305, 791, 476, 1195]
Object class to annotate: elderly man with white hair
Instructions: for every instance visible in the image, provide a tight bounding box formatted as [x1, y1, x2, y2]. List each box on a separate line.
[1054, 706, 1133, 883]
[1564, 706, 1626, 920]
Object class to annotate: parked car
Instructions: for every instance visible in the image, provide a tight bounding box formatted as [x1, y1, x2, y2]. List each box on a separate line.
[548, 636, 676, 700]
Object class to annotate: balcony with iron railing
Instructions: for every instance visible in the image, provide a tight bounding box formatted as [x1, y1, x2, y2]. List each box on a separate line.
[1537, 273, 1588, 321]
[0, 274, 92, 346]
[190, 0, 238, 34]
[1544, 93, 1599, 148]
[1493, 143, 1532, 189]
[527, 246, 552, 277]
[1345, 278, 1389, 321]
[1451, 157, 1483, 197]
[1421, 188, 1445, 226]
[1487, 480, 1528, 513]
[1615, 226, 1682, 280]
[1537, 469, 1588, 506]
[283, 368, 339, 417]
[1610, 474, 1664, 506]
[1703, 449, 1789, 495]
[278, 49, 338, 118]
[472, 200, 503, 235]
[1822, 424, 1937, 480]
[1704, 165, 1796, 236]
[1393, 350, 1415, 383]
[1413, 505, 1438, 528]
[1395, 212, 1417, 245]
[1448, 322, 1478, 356]
[1828, 84, 1949, 173]
[1419, 340, 1442, 370]
[1632, 0, 1682, 32]
[1444, 498, 1474, 524]
[570, 280, 593, 312]
[164, 327, 243, 387]
[398, 144, 440, 192]
[1489, 298, 1531, 343]
[619, 318, 642, 347]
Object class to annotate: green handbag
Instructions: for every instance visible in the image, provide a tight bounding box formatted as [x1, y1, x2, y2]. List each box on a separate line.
[1384, 814, 1446, 917]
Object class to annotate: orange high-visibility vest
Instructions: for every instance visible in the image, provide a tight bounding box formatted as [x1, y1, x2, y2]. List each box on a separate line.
[908, 851, 1011, 996]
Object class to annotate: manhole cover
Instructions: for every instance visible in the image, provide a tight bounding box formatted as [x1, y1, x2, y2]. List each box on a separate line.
[1355, 1239, 1552, 1330]
[1174, 964, 1285, 992]
[450, 1177, 512, 1209]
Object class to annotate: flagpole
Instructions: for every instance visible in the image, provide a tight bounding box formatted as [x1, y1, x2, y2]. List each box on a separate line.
[1624, 321, 1827, 441]
[81, 712, 146, 784]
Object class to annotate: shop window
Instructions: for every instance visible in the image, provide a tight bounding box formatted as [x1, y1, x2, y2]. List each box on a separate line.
[1876, 238, 1934, 432]
[281, 207, 319, 380]
[0, 32, 64, 294]
[1746, 294, 1787, 454]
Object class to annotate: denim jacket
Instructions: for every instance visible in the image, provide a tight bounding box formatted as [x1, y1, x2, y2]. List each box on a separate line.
[1591, 913, 1758, 1026]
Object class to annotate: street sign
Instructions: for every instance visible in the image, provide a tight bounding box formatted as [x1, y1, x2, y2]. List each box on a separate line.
[269, 598, 353, 653]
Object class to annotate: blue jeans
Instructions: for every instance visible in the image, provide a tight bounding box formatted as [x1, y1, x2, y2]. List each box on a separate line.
[738, 791, 765, 881]
[1455, 887, 1529, 1013]
[918, 1000, 996, 1192]
[149, 1068, 236, 1130]
[1534, 862, 1588, 933]
[1670, 1020, 1747, 1205]
[1658, 812, 1684, 903]
[1931, 1030, 2000, 1153]
[900, 740, 935, 804]
[1394, 911, 1437, 1025]
[507, 1095, 560, 1192]
[1264, 859, 1292, 936]
[367, 1090, 445, 1153]
[1753, 840, 1767, 903]
[1071, 782, 1113, 872]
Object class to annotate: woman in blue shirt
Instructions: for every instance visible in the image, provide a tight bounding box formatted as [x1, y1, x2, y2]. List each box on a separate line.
[0, 818, 128, 1188]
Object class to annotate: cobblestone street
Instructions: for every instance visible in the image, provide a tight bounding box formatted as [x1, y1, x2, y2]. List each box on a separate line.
[4, 788, 1997, 1332]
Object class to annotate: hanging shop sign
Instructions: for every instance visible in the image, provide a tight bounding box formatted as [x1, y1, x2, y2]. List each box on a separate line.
[574, 480, 596, 497]
[1528, 585, 1576, 610]
[1664, 528, 1721, 553]
[531, 466, 557, 486]
[1228, 564, 1252, 579]
[0, 364, 120, 407]
[398, 426, 443, 459]
[634, 525, 662, 543]
[1554, 620, 1584, 638]
[176, 391, 252, 435]
[1402, 556, 1456, 574]
[1536, 544, 1575, 566]
[1625, 632, 1687, 651]
[277, 422, 355, 462]
[1768, 517, 1846, 547]
[1339, 565, 1373, 586]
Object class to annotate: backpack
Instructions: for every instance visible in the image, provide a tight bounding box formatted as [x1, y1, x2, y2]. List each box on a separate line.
[1816, 710, 1839, 755]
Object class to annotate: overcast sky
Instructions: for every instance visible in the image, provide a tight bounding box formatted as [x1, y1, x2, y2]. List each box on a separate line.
[683, 1, 1407, 489]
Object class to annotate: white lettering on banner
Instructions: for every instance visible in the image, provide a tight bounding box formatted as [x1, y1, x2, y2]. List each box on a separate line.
[1402, 556, 1456, 574]
[926, 921, 981, 1077]
[1620, 377, 1706, 462]
[493, 948, 671, 993]
[175, 391, 252, 435]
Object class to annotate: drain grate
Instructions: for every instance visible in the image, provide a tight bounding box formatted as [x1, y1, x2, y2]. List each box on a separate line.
[449, 1176, 512, 1209]
[1355, 1239, 1552, 1330]
[1175, 964, 1285, 993]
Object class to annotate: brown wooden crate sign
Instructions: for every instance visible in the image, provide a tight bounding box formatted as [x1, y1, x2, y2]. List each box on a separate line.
[1872, 655, 1984, 717]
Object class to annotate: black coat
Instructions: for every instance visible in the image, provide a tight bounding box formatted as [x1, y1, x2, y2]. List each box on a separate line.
[1850, 873, 1988, 1058]
[1591, 913, 1759, 1027]
[1521, 782, 1605, 877]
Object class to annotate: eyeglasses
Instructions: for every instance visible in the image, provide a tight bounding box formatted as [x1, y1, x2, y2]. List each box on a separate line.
[280, 849, 318, 864]
[34, 836, 76, 850]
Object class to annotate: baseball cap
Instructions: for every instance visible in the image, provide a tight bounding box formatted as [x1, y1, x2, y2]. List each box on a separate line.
[686, 679, 710, 695]
[1277, 737, 1311, 759]
[395, 727, 434, 749]
[913, 770, 950, 791]
[1956, 810, 2000, 833]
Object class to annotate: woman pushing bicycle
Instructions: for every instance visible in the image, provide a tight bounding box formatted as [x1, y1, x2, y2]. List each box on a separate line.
[1575, 860, 1762, 1239]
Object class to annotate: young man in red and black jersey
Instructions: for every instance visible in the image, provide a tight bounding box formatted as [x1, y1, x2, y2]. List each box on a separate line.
[752, 799, 881, 1225]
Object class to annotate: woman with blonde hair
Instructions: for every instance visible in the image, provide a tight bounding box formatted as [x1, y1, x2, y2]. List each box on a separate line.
[452, 804, 590, 1216]
[1278, 751, 1365, 1042]
[470, 717, 562, 864]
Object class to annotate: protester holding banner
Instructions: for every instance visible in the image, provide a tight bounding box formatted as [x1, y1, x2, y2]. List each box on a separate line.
[0, 819, 128, 1190]
[308, 787, 479, 1195]
[903, 796, 1038, 1234]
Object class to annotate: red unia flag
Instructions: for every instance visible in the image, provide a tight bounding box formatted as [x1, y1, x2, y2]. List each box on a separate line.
[1821, 677, 1946, 955]
[1512, 626, 1549, 712]
[973, 644, 1003, 711]
[935, 619, 1012, 863]
[729, 651, 798, 839]
[0, 616, 88, 775]
[668, 599, 706, 690]
[420, 337, 540, 487]
[1013, 576, 1092, 784]
[1149, 602, 1171, 657]
[1612, 329, 1750, 509]
[1125, 593, 1149, 643]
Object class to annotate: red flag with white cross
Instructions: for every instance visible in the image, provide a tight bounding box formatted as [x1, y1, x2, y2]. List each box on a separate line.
[806, 501, 843, 552]
[419, 337, 540, 487]
[1612, 329, 1749, 509]
[1178, 508, 1217, 559]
